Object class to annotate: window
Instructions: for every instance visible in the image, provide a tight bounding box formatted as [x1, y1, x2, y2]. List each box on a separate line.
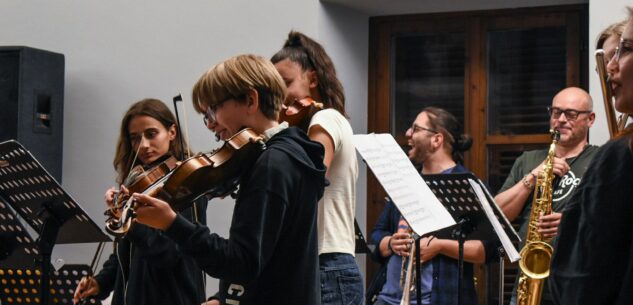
[367, 5, 587, 304]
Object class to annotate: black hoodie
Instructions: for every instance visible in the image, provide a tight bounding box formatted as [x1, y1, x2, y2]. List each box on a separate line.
[167, 126, 326, 305]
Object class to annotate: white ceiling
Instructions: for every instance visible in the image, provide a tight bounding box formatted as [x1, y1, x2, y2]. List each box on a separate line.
[320, 0, 586, 16]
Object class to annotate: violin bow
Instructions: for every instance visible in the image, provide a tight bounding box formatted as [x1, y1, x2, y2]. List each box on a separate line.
[172, 94, 200, 222]
[172, 94, 191, 159]
[77, 241, 105, 305]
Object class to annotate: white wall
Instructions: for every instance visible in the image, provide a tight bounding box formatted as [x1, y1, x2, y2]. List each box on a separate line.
[0, 0, 321, 296]
[589, 0, 631, 145]
[318, 1, 370, 275]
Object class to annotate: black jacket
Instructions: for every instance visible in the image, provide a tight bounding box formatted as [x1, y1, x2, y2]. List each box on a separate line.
[550, 136, 633, 305]
[166, 126, 326, 305]
[94, 199, 207, 305]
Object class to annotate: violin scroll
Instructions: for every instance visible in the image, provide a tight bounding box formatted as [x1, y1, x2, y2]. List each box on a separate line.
[104, 156, 178, 236]
[278, 97, 323, 128]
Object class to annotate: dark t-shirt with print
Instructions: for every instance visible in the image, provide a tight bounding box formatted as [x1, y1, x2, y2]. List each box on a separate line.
[498, 145, 599, 237]
[497, 144, 599, 303]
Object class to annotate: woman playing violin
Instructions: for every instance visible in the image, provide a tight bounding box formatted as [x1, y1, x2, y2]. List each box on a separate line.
[73, 99, 207, 305]
[271, 31, 364, 305]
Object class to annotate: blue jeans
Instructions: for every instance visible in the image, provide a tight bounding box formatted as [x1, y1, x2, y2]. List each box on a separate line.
[320, 253, 364, 305]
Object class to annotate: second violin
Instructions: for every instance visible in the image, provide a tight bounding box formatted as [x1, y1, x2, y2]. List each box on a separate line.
[106, 128, 266, 237]
[105, 156, 177, 223]
[278, 97, 323, 128]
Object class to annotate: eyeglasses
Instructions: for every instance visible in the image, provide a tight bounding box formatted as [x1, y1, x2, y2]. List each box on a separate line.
[202, 97, 232, 126]
[409, 123, 438, 134]
[614, 38, 633, 63]
[547, 106, 592, 121]
[203, 106, 216, 126]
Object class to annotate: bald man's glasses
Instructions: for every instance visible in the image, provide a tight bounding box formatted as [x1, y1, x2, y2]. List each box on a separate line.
[547, 106, 591, 121]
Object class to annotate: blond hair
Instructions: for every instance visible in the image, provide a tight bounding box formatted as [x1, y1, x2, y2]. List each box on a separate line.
[596, 20, 627, 49]
[192, 54, 287, 120]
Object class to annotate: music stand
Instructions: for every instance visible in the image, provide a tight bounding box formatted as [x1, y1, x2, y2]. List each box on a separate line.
[0, 197, 39, 269]
[417, 173, 521, 305]
[0, 140, 110, 305]
[353, 219, 371, 254]
[0, 264, 101, 305]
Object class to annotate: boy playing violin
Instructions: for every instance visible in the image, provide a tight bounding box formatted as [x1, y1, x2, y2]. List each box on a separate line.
[133, 54, 327, 305]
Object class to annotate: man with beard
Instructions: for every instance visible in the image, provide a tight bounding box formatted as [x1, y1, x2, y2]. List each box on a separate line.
[494, 87, 599, 305]
[370, 107, 497, 305]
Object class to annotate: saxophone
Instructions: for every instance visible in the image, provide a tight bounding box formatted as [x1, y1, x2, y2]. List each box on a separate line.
[516, 129, 559, 305]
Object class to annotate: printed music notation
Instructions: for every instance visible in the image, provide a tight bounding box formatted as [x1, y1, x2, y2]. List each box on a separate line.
[353, 133, 455, 236]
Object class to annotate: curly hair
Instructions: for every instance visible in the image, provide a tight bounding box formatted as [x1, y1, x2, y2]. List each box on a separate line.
[271, 31, 347, 117]
[423, 106, 472, 164]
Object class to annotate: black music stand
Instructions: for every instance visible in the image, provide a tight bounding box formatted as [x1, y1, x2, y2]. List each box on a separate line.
[414, 173, 520, 305]
[354, 219, 371, 254]
[0, 264, 102, 305]
[0, 197, 39, 269]
[0, 140, 110, 305]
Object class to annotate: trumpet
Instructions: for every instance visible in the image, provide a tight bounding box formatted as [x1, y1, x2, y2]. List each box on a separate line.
[596, 49, 629, 137]
[400, 240, 416, 305]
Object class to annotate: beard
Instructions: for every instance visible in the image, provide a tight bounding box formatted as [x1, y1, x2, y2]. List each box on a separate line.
[408, 140, 434, 164]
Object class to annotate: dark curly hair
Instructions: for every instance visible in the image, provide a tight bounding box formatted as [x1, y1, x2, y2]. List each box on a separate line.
[271, 31, 348, 117]
[423, 106, 472, 164]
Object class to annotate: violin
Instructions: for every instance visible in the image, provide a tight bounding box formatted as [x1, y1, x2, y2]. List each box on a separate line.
[161, 127, 266, 210]
[106, 128, 266, 237]
[278, 97, 323, 129]
[105, 155, 178, 235]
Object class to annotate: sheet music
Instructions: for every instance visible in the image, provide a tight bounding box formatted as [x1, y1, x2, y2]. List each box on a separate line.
[353, 133, 454, 236]
[468, 179, 521, 262]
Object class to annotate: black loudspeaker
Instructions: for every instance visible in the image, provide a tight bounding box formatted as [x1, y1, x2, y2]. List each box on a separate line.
[0, 46, 65, 182]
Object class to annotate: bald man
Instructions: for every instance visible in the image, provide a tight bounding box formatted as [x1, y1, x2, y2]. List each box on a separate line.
[495, 87, 599, 305]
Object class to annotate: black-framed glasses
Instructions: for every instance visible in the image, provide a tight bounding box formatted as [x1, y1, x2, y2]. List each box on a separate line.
[409, 123, 438, 134]
[547, 106, 591, 121]
[614, 37, 633, 63]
